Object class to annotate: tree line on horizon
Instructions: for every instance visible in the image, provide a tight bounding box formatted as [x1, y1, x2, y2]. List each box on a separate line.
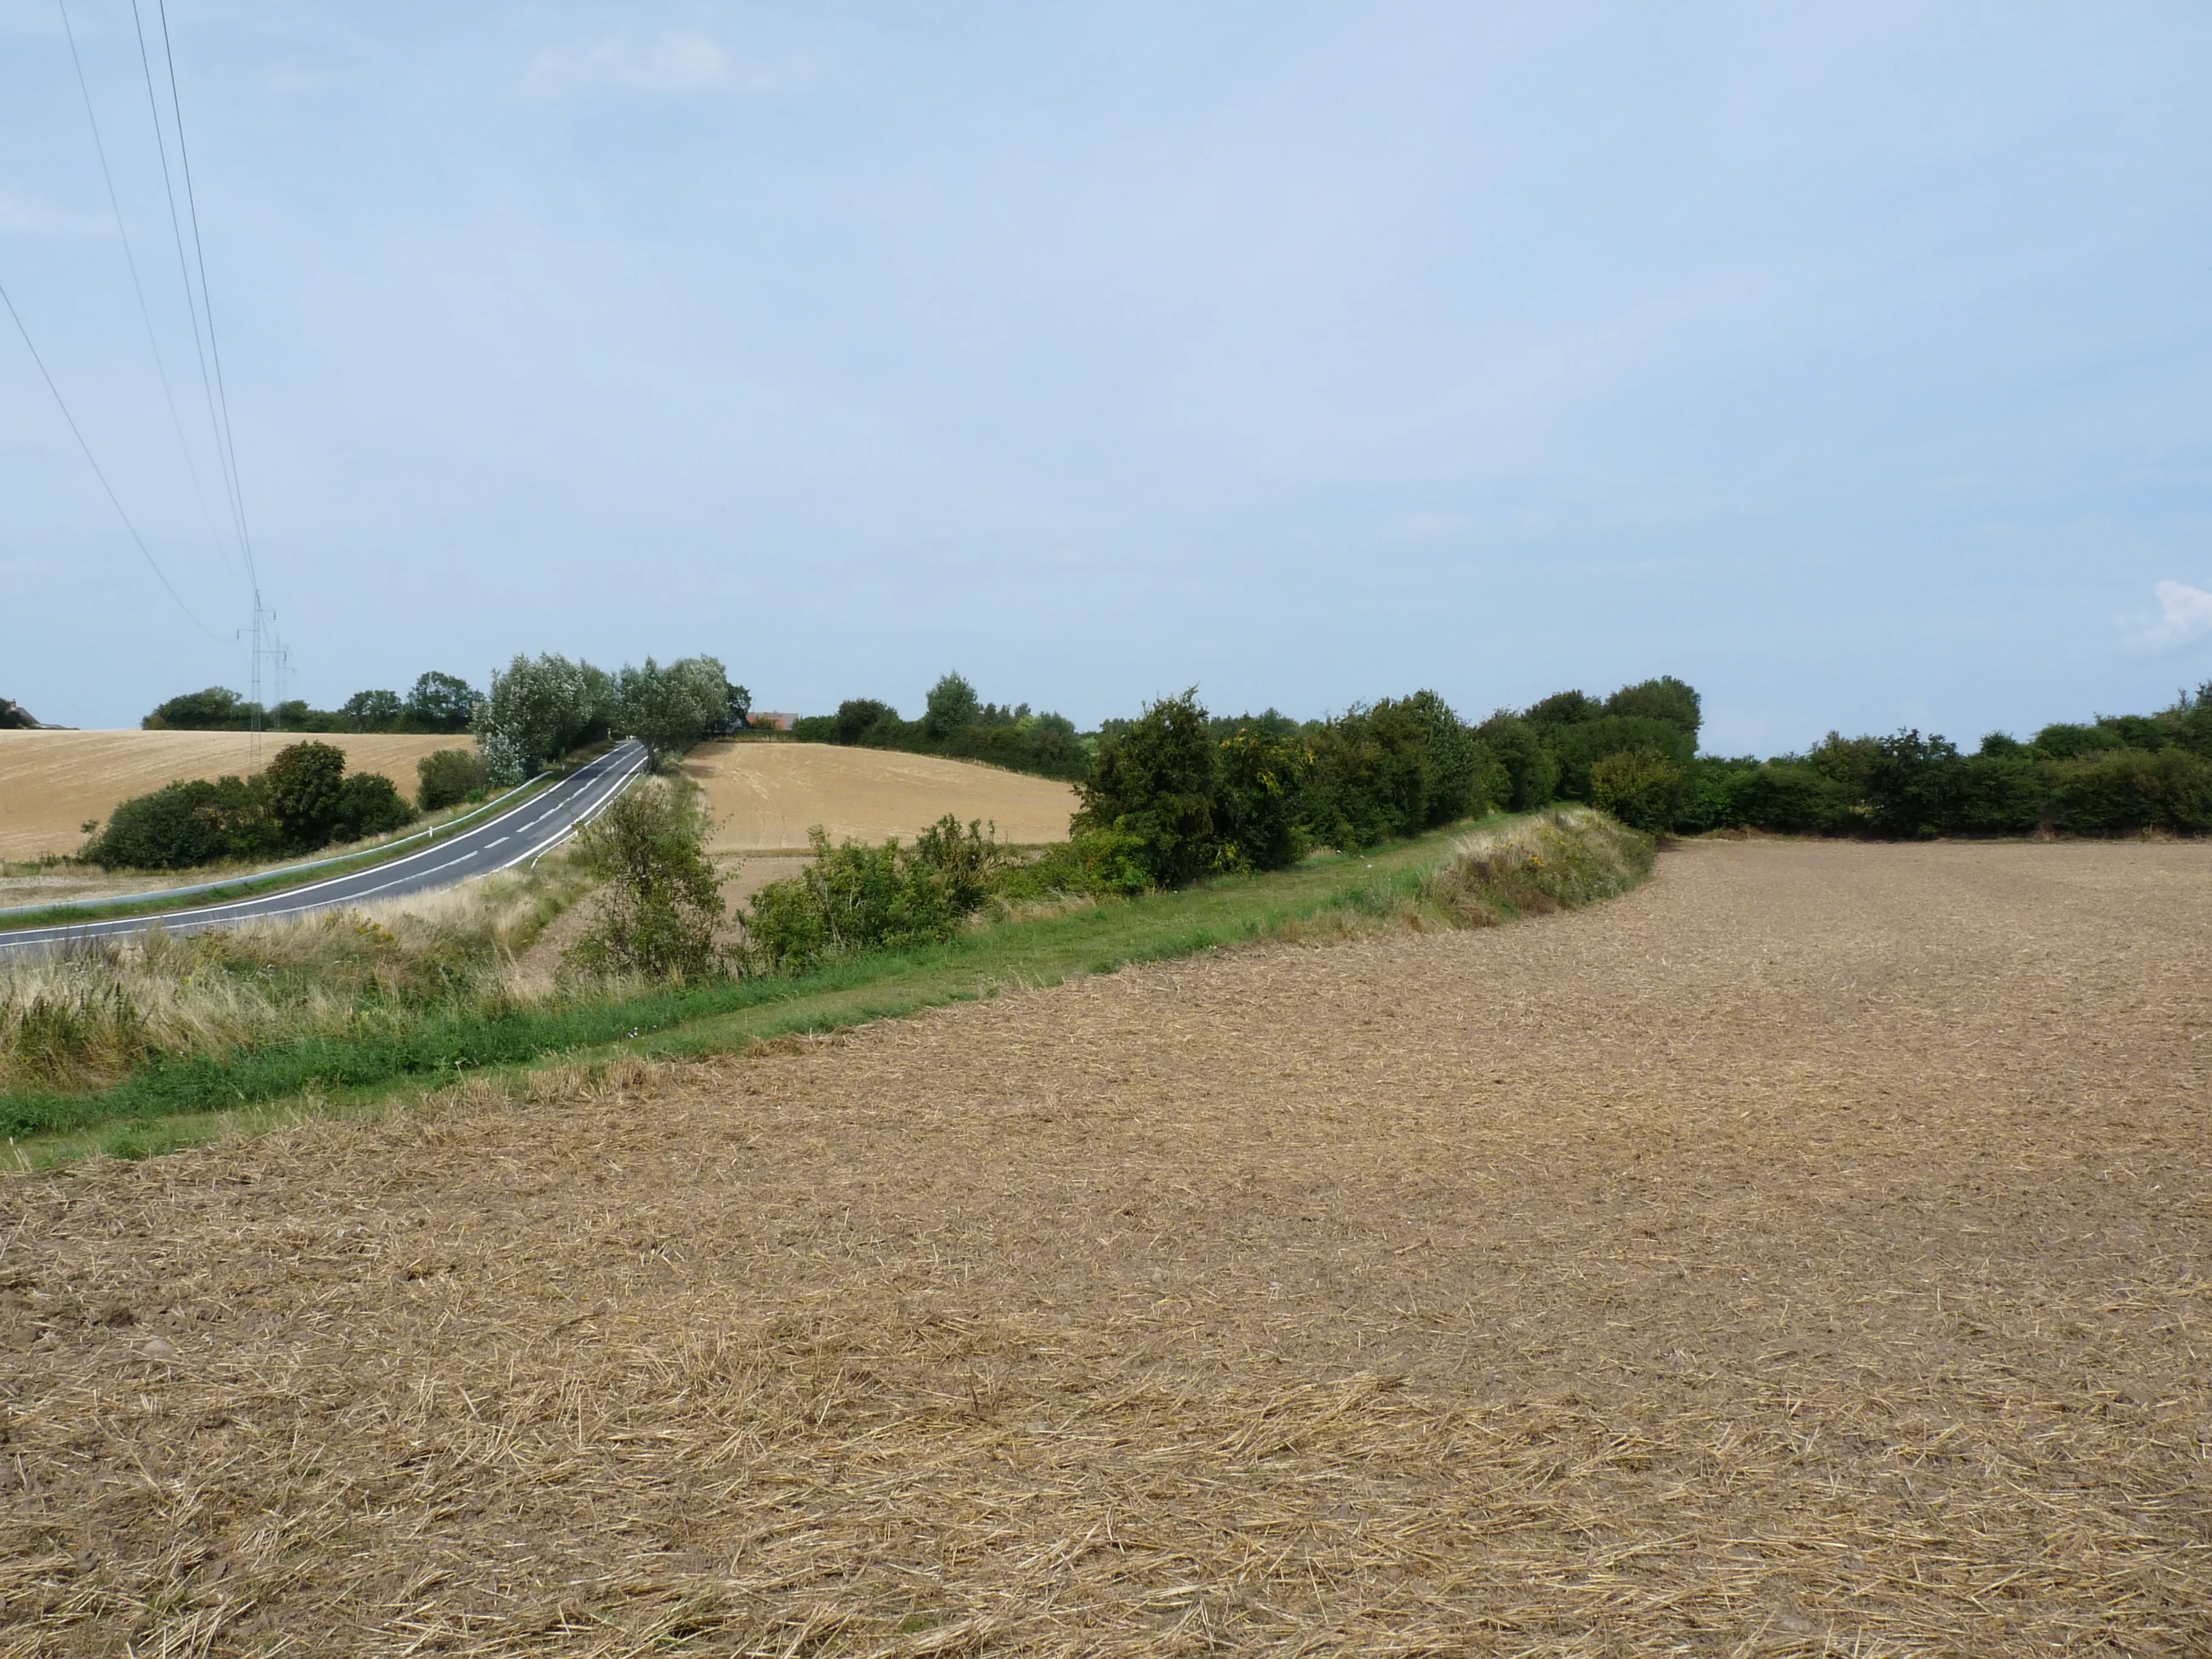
[796, 670, 2212, 852]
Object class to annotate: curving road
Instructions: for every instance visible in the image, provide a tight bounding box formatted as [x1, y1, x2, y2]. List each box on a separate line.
[0, 740, 646, 960]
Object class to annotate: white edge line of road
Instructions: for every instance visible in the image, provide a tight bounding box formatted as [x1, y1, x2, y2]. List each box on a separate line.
[510, 752, 646, 871]
[0, 743, 645, 950]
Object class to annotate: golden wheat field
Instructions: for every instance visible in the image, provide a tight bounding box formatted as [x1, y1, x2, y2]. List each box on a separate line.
[6, 838, 2210, 1654]
[682, 740, 1078, 852]
[0, 730, 478, 862]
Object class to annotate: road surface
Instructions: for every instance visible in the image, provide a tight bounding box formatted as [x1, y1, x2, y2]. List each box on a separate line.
[0, 740, 646, 959]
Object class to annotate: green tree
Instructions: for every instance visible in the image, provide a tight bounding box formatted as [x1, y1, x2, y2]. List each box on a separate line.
[1401, 689, 1486, 825]
[1301, 702, 1433, 851]
[343, 688, 404, 731]
[477, 654, 602, 773]
[1473, 713, 1559, 811]
[565, 783, 726, 982]
[404, 671, 479, 732]
[615, 654, 735, 768]
[1602, 676, 1703, 742]
[1524, 689, 1601, 727]
[922, 672, 981, 740]
[834, 698, 897, 744]
[142, 686, 250, 731]
[262, 741, 349, 850]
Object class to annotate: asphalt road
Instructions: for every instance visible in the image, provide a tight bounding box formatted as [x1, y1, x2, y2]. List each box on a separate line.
[0, 740, 647, 960]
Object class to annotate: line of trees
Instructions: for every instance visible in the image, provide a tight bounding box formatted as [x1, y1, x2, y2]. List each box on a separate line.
[143, 672, 480, 735]
[806, 670, 2212, 856]
[790, 673, 1089, 780]
[472, 652, 751, 782]
[1045, 677, 1703, 891]
[1677, 686, 2212, 838]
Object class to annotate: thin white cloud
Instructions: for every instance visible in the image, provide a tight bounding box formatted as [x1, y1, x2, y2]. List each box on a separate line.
[2127, 580, 2212, 652]
[523, 32, 731, 96]
[0, 188, 110, 238]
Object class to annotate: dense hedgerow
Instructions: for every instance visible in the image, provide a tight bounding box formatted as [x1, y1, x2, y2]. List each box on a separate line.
[1669, 685, 2212, 839]
[790, 672, 1091, 782]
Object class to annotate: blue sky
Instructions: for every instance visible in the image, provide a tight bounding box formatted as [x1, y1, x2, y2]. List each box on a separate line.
[3, 2, 2208, 751]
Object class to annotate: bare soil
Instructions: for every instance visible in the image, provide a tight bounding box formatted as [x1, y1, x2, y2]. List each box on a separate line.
[4, 839, 2209, 1654]
[682, 741, 1077, 853]
[0, 730, 477, 862]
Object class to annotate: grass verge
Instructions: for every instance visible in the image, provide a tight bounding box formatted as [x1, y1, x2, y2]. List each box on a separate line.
[2, 808, 1651, 1167]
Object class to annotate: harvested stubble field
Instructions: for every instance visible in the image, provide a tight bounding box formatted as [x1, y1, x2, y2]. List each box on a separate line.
[0, 730, 477, 863]
[682, 742, 1077, 853]
[4, 838, 2210, 1655]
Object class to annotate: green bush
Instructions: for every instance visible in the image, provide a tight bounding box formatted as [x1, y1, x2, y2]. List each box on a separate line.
[1545, 714, 1697, 801]
[331, 773, 417, 842]
[2046, 748, 2212, 836]
[741, 815, 1009, 974]
[1729, 762, 1855, 834]
[1073, 690, 1221, 886]
[1672, 756, 1757, 833]
[1589, 747, 1684, 832]
[1473, 714, 1559, 811]
[1954, 753, 2045, 835]
[999, 827, 1153, 900]
[416, 748, 491, 811]
[788, 716, 838, 742]
[81, 776, 272, 870]
[1301, 702, 1432, 851]
[1862, 731, 1963, 839]
[565, 784, 726, 982]
[1212, 728, 1309, 871]
[263, 741, 349, 852]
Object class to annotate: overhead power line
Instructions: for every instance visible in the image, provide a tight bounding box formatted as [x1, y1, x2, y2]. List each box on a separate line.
[0, 272, 223, 640]
[57, 0, 234, 577]
[150, 0, 256, 598]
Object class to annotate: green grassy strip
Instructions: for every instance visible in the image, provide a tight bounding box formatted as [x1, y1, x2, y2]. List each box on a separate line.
[0, 827, 1473, 1144]
[0, 776, 562, 933]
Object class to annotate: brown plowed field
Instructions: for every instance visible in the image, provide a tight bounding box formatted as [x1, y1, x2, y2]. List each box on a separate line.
[0, 730, 477, 861]
[683, 740, 1077, 851]
[5, 840, 2210, 1654]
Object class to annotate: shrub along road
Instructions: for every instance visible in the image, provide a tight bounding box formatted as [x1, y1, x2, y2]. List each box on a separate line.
[0, 741, 646, 959]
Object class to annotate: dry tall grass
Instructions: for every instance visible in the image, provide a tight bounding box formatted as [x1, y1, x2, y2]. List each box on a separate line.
[0, 862, 593, 1093]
